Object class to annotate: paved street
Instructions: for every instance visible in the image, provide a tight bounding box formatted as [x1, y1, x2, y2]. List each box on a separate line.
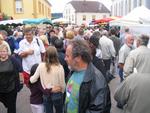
[0, 86, 32, 113]
[0, 75, 123, 113]
[109, 75, 123, 113]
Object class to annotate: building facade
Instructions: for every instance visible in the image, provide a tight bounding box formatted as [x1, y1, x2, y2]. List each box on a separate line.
[111, 0, 150, 16]
[0, 0, 51, 19]
[63, 0, 110, 25]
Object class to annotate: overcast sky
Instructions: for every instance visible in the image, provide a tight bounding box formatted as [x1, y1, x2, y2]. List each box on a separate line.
[49, 0, 112, 13]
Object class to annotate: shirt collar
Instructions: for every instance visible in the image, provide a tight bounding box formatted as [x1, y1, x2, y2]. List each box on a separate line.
[24, 37, 37, 45]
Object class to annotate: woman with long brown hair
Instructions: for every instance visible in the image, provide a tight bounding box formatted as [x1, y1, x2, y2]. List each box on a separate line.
[30, 46, 65, 113]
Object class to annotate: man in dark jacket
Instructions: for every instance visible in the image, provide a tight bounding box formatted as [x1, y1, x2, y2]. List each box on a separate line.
[54, 39, 70, 82]
[65, 40, 111, 113]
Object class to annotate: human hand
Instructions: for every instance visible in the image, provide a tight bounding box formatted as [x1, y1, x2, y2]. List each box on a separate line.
[51, 86, 62, 93]
[28, 49, 34, 55]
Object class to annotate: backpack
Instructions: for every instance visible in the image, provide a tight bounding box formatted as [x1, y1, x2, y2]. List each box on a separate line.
[30, 63, 39, 76]
[28, 63, 39, 87]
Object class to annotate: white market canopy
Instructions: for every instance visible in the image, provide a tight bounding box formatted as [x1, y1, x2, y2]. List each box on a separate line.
[0, 19, 27, 25]
[110, 6, 150, 26]
[0, 18, 52, 25]
[52, 18, 69, 24]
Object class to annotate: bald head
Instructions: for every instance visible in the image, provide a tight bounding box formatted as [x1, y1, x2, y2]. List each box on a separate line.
[125, 34, 134, 47]
[101, 30, 108, 36]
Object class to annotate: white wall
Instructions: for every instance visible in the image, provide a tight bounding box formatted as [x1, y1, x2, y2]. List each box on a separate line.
[64, 3, 110, 25]
[76, 13, 110, 25]
[63, 3, 76, 24]
[111, 0, 150, 16]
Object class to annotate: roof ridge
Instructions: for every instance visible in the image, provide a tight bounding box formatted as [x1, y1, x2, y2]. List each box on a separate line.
[69, 0, 110, 13]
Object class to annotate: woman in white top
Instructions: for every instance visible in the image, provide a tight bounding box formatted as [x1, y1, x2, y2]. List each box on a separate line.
[30, 46, 65, 113]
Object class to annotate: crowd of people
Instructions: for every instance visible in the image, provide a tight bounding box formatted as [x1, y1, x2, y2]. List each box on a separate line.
[0, 24, 150, 113]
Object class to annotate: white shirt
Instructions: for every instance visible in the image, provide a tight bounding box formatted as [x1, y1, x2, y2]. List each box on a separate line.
[147, 40, 150, 49]
[19, 37, 46, 73]
[118, 44, 132, 64]
[96, 48, 102, 59]
[99, 35, 116, 59]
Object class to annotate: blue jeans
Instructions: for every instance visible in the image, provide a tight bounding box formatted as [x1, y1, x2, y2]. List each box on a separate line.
[119, 68, 124, 82]
[43, 92, 63, 113]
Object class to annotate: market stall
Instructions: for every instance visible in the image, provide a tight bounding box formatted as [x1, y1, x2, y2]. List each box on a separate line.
[110, 6, 150, 26]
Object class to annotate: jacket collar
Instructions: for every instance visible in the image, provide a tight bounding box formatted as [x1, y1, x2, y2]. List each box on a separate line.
[83, 63, 94, 82]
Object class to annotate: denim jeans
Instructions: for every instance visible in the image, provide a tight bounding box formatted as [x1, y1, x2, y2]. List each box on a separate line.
[103, 59, 111, 71]
[119, 68, 124, 82]
[43, 92, 63, 113]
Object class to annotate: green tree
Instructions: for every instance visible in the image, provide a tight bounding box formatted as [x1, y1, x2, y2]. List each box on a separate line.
[2, 13, 10, 20]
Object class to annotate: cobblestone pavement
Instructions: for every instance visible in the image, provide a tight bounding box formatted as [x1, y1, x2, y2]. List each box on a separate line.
[0, 75, 123, 113]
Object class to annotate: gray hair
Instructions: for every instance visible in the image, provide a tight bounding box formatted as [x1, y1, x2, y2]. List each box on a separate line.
[69, 40, 91, 64]
[92, 31, 101, 38]
[101, 30, 108, 36]
[137, 34, 149, 46]
[0, 30, 8, 36]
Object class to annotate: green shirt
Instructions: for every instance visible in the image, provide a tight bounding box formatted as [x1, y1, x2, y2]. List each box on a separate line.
[66, 70, 85, 113]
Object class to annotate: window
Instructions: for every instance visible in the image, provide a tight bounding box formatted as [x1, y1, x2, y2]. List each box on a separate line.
[42, 4, 44, 15]
[72, 15, 74, 21]
[68, 9, 70, 14]
[92, 15, 96, 20]
[128, 0, 131, 12]
[48, 8, 50, 16]
[121, 1, 123, 16]
[45, 6, 47, 15]
[15, 0, 23, 13]
[38, 1, 41, 14]
[69, 16, 71, 23]
[83, 15, 86, 21]
[0, 1, 1, 13]
[139, 0, 142, 6]
[145, 0, 150, 9]
[125, 0, 128, 14]
[133, 0, 137, 8]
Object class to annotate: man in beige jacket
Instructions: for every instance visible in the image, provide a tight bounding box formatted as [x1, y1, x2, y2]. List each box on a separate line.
[114, 73, 150, 113]
[124, 34, 150, 77]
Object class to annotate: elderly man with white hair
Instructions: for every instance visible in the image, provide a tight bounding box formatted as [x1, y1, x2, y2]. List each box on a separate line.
[118, 34, 134, 82]
[124, 34, 150, 77]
